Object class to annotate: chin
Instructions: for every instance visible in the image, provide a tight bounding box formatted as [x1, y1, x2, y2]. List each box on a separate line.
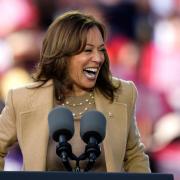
[82, 82, 96, 90]
[84, 85, 95, 90]
[77, 78, 97, 90]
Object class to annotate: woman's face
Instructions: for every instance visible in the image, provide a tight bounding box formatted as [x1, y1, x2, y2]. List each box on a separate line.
[68, 26, 105, 95]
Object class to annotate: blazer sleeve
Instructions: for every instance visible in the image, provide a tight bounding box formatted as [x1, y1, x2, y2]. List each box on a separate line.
[123, 82, 151, 172]
[0, 90, 17, 170]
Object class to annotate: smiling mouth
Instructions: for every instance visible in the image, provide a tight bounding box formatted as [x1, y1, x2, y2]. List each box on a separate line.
[83, 67, 99, 80]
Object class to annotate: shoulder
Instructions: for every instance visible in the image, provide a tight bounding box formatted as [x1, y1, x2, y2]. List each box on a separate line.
[11, 80, 53, 93]
[112, 76, 137, 94]
[5, 80, 53, 111]
[111, 76, 138, 103]
[26, 79, 53, 88]
[9, 80, 53, 103]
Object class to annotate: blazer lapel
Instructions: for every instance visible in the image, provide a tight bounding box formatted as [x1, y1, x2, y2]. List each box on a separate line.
[20, 82, 53, 170]
[94, 90, 128, 172]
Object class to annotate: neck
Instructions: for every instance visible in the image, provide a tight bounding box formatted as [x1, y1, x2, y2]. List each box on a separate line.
[68, 86, 93, 97]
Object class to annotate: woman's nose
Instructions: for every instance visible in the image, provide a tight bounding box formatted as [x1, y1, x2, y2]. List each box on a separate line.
[92, 51, 104, 64]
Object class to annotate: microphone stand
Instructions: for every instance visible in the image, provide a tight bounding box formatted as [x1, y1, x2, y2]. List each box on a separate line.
[84, 137, 101, 171]
[56, 135, 77, 171]
[78, 137, 101, 172]
[56, 136, 101, 172]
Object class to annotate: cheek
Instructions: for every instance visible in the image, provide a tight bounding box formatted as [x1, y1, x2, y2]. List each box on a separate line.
[70, 64, 82, 81]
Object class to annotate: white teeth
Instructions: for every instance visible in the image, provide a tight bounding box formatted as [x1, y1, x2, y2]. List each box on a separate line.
[84, 67, 98, 72]
[83, 67, 98, 80]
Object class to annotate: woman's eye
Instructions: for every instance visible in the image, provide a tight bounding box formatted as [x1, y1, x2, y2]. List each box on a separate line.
[84, 49, 92, 52]
[100, 48, 106, 52]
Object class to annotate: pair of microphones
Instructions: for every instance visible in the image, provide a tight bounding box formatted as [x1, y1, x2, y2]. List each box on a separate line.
[48, 106, 106, 172]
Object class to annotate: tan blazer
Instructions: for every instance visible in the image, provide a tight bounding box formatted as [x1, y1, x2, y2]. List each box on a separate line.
[0, 77, 150, 172]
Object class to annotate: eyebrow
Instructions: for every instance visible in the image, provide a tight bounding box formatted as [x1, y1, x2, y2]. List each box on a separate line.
[86, 43, 105, 48]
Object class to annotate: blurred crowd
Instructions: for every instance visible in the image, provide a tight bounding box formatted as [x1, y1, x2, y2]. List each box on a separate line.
[1, 0, 180, 179]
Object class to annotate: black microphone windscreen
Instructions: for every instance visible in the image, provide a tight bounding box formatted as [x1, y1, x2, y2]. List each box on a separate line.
[80, 110, 106, 144]
[48, 106, 74, 142]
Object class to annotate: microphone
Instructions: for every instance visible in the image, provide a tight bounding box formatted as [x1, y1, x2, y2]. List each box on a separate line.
[48, 106, 75, 171]
[80, 110, 106, 171]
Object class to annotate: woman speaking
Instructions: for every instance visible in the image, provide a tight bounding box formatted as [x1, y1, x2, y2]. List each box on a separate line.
[0, 10, 150, 172]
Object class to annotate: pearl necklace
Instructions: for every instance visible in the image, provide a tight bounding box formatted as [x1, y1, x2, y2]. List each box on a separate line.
[61, 92, 95, 119]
